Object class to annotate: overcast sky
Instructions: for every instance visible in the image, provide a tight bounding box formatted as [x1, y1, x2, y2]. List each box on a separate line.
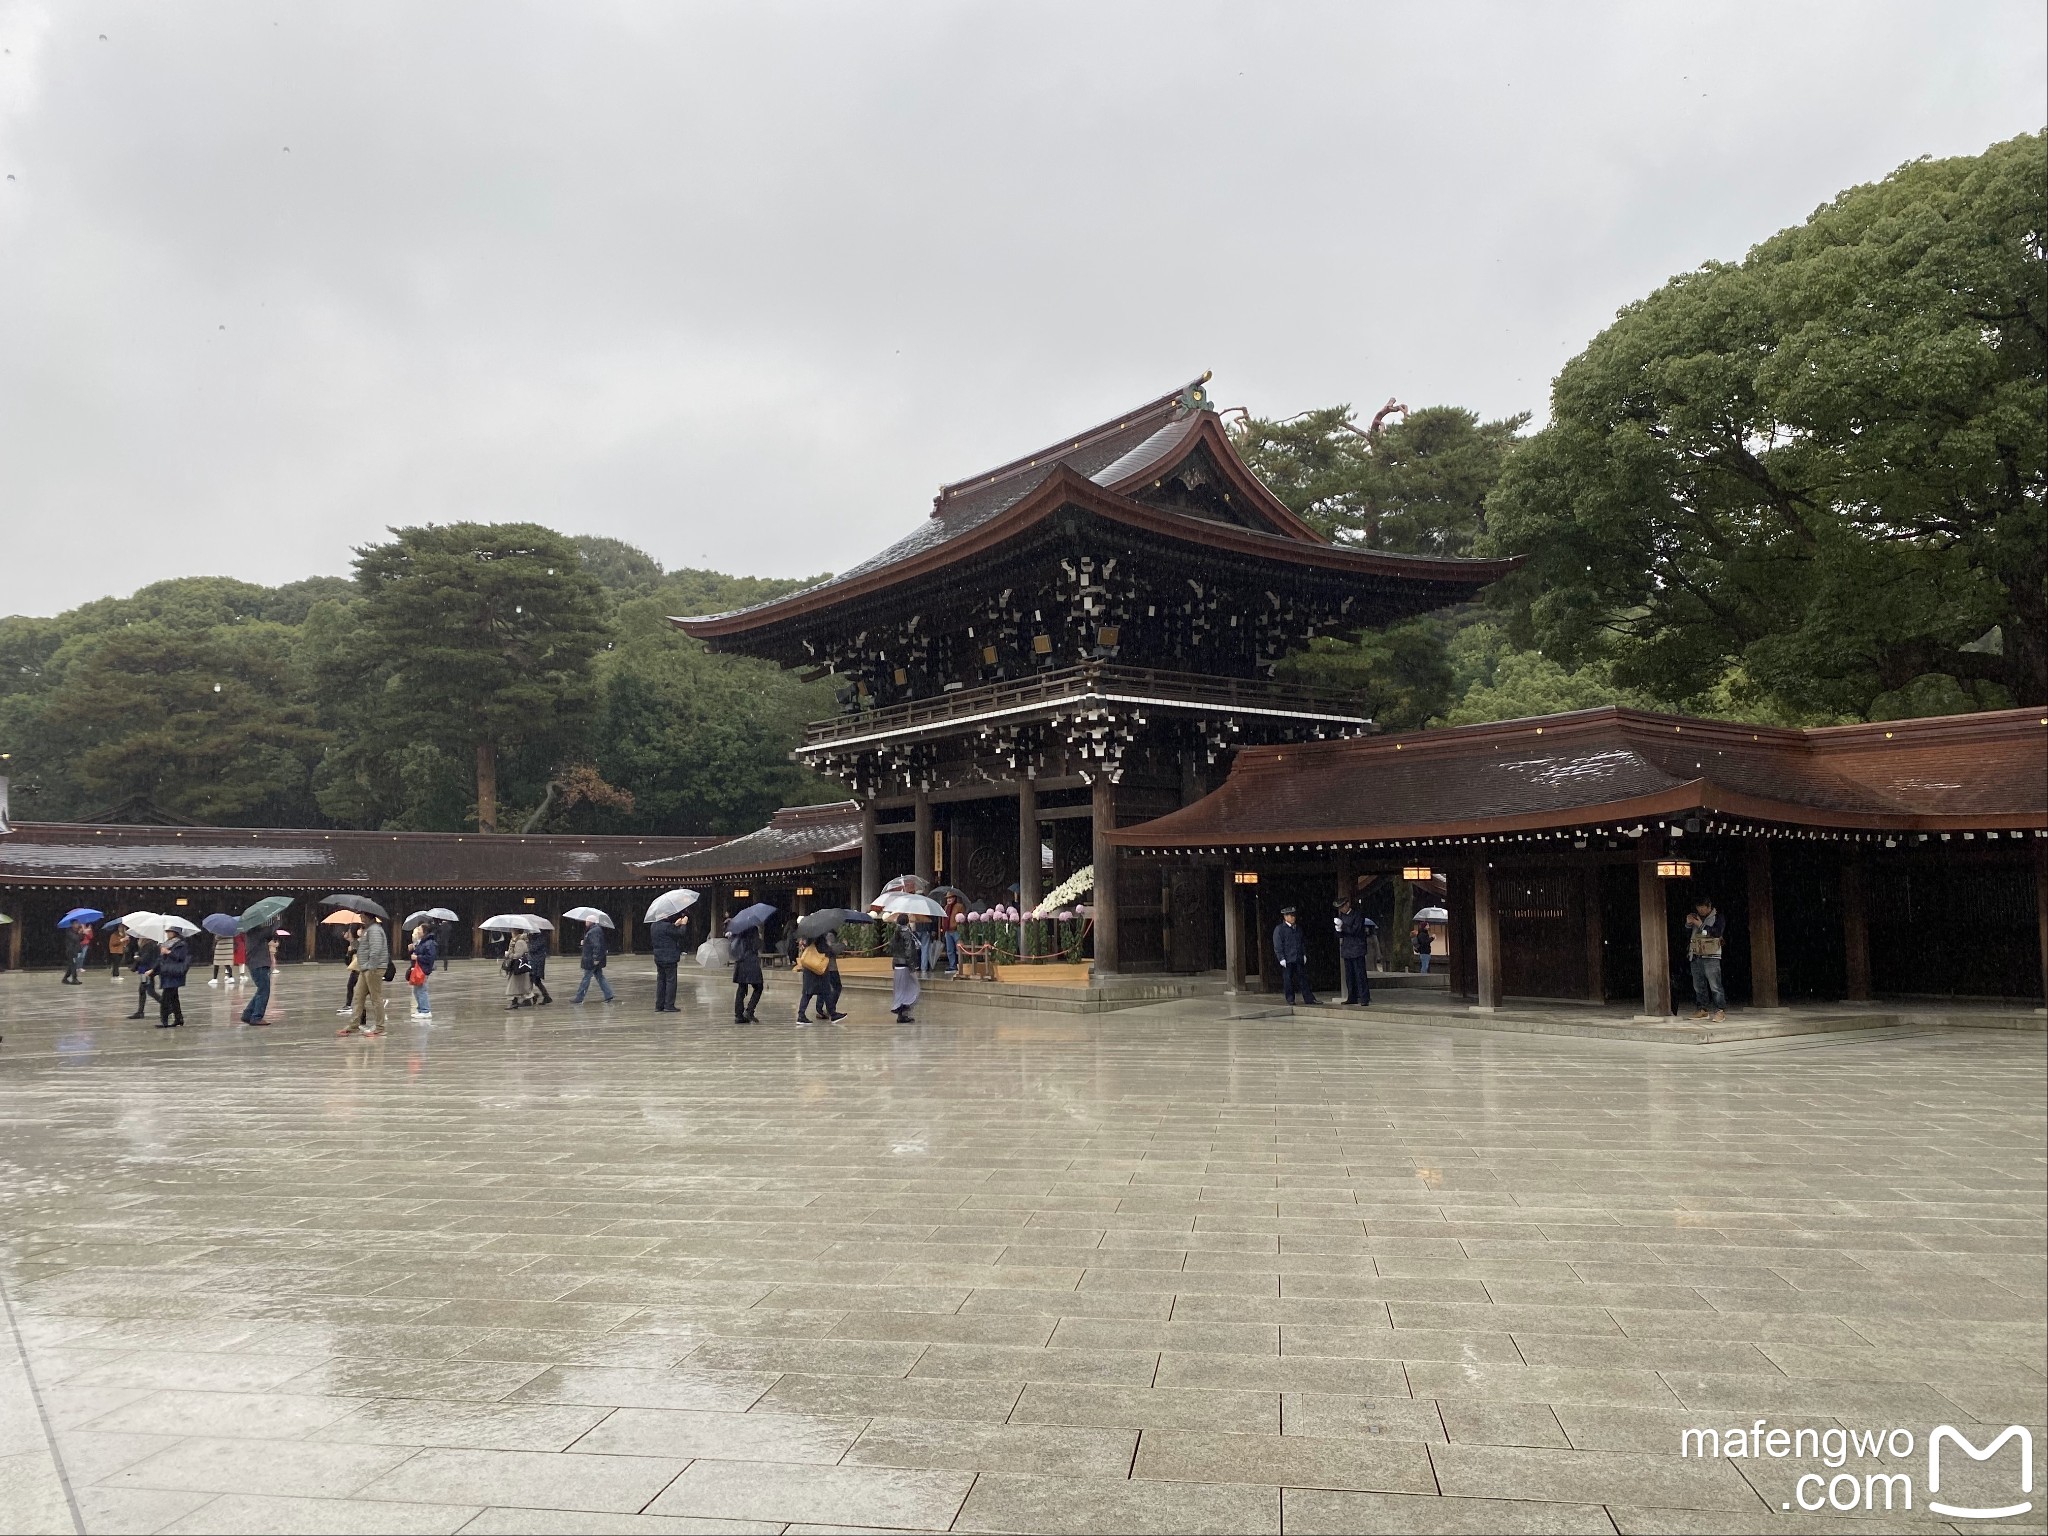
[2, 2, 2041, 616]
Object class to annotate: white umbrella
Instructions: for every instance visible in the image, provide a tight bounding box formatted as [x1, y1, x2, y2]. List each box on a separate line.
[563, 906, 614, 929]
[872, 891, 945, 918]
[481, 913, 554, 933]
[644, 887, 700, 923]
[119, 912, 200, 944]
[111, 910, 161, 931]
[401, 907, 459, 929]
[1413, 906, 1448, 922]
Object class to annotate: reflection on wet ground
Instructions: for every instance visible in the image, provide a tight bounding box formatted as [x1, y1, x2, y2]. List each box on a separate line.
[1, 961, 2041, 1532]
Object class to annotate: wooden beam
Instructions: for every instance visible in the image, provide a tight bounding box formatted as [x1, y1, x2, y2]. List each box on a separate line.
[1841, 857, 1871, 1003]
[1222, 875, 1245, 989]
[1747, 842, 1780, 1008]
[1637, 861, 1671, 1017]
[1582, 864, 1604, 1003]
[1016, 779, 1041, 916]
[1091, 774, 1119, 978]
[1473, 861, 1501, 1011]
[2036, 841, 2047, 1009]
[913, 793, 934, 886]
[859, 801, 879, 907]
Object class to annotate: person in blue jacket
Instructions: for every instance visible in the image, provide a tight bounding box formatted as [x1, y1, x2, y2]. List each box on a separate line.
[407, 925, 438, 1021]
[573, 919, 615, 1004]
[147, 933, 190, 1028]
[1336, 897, 1374, 1006]
[1271, 906, 1316, 1006]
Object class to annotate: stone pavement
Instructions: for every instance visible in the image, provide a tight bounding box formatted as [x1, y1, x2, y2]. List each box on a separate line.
[0, 960, 2041, 1534]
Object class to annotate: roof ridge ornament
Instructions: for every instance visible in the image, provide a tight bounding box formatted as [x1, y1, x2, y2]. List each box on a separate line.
[1173, 370, 1215, 419]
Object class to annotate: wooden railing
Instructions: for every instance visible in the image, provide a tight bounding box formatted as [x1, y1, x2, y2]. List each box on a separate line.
[800, 664, 1370, 747]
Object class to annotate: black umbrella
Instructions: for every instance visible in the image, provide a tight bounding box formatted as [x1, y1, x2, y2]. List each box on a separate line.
[321, 894, 389, 919]
[798, 907, 873, 941]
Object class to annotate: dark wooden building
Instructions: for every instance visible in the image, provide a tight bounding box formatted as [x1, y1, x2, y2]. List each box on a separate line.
[1112, 706, 2048, 1011]
[0, 823, 719, 968]
[673, 376, 1514, 972]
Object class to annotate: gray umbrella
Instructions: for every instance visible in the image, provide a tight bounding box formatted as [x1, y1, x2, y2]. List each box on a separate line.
[321, 894, 389, 919]
[798, 908, 873, 941]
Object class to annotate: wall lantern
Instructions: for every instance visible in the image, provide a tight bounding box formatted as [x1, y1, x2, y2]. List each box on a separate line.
[1655, 859, 1692, 878]
[522, 896, 537, 905]
[981, 645, 998, 665]
[794, 885, 815, 897]
[1232, 871, 1260, 886]
[174, 897, 190, 907]
[1032, 634, 1053, 655]
[1402, 865, 1434, 882]
[732, 888, 751, 899]
[1097, 626, 1120, 649]
[892, 668, 908, 686]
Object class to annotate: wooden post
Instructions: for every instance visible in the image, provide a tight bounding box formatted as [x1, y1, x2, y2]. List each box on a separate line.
[5, 905, 20, 971]
[1473, 861, 1502, 1011]
[2035, 842, 2047, 1010]
[859, 801, 880, 907]
[1091, 773, 1118, 978]
[1222, 875, 1244, 989]
[1016, 778, 1041, 916]
[1841, 856, 1871, 1002]
[913, 792, 934, 886]
[1747, 842, 1780, 1008]
[1582, 863, 1605, 1003]
[302, 897, 320, 963]
[1637, 860, 1671, 1017]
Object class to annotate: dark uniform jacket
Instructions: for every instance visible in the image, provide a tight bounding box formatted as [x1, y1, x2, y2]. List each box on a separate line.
[1337, 908, 1374, 959]
[1272, 921, 1307, 967]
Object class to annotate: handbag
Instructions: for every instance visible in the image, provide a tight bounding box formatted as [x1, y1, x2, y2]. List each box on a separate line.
[383, 960, 397, 983]
[798, 944, 829, 976]
[407, 963, 425, 987]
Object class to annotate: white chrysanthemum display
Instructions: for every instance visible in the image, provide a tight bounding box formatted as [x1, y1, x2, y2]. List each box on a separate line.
[1031, 865, 1094, 919]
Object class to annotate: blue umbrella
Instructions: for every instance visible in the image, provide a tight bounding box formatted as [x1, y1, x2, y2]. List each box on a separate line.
[201, 913, 241, 937]
[724, 902, 777, 936]
[57, 907, 103, 927]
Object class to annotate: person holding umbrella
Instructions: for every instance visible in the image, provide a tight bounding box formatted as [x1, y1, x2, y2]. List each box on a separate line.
[527, 922, 555, 1006]
[60, 919, 87, 985]
[888, 914, 920, 1022]
[107, 921, 129, 982]
[725, 902, 774, 1024]
[142, 926, 191, 1028]
[338, 910, 390, 1036]
[568, 910, 615, 1005]
[646, 897, 691, 1014]
[406, 925, 437, 1021]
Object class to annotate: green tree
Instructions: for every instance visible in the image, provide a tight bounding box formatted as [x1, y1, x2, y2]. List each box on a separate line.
[1486, 131, 2047, 719]
[350, 523, 609, 832]
[1234, 402, 1528, 554]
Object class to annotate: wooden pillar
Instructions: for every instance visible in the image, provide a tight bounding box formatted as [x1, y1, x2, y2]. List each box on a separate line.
[913, 792, 934, 886]
[5, 904, 21, 971]
[1582, 864, 1605, 1003]
[1637, 860, 1671, 1017]
[1016, 778, 1041, 915]
[302, 897, 320, 963]
[1091, 773, 1119, 977]
[859, 801, 880, 907]
[1747, 842, 1780, 1008]
[1472, 861, 1502, 1011]
[1335, 851, 1354, 909]
[2035, 842, 2047, 1008]
[1841, 856, 1871, 1002]
[1222, 875, 1244, 989]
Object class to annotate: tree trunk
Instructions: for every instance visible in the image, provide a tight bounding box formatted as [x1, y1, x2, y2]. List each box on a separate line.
[476, 742, 498, 834]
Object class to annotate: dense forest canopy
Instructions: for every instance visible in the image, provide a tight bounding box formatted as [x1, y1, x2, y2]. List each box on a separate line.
[0, 535, 837, 833]
[3, 135, 2036, 829]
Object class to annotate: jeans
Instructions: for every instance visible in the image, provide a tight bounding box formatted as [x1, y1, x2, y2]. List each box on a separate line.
[1417, 951, 1431, 974]
[1690, 955, 1726, 1009]
[654, 959, 678, 1012]
[1279, 961, 1316, 1005]
[240, 967, 272, 1022]
[574, 965, 614, 1003]
[944, 931, 959, 971]
[412, 982, 431, 1013]
[1342, 955, 1371, 1005]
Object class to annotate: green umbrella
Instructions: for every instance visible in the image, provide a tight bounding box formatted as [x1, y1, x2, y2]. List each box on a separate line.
[238, 895, 293, 932]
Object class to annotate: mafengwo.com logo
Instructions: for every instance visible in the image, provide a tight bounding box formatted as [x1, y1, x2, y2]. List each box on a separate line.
[1681, 1420, 2033, 1519]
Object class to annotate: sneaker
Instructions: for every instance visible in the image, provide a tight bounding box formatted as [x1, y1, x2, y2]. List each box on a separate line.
[336, 1007, 354, 1016]
[1710, 1009, 1726, 1022]
[408, 1011, 431, 1021]
[335, 1024, 360, 1036]
[206, 978, 220, 987]
[1691, 1009, 1709, 1020]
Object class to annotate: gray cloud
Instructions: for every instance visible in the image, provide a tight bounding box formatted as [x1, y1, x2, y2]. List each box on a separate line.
[1, 0, 2041, 614]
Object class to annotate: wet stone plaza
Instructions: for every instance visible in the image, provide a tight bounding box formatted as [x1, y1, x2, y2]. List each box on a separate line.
[1, 961, 2043, 1535]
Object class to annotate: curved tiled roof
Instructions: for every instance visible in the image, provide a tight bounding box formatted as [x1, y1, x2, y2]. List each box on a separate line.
[1111, 707, 2048, 848]
[0, 823, 722, 889]
[630, 802, 862, 881]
